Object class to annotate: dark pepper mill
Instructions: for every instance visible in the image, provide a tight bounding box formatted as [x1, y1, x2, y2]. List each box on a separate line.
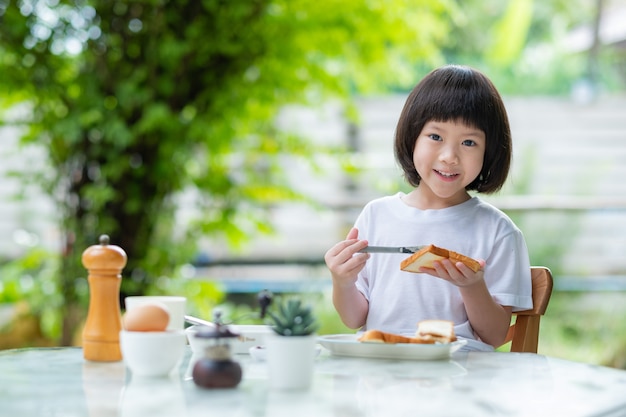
[192, 311, 242, 389]
[81, 234, 127, 362]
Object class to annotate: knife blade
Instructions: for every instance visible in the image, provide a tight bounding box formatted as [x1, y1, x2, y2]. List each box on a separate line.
[358, 246, 424, 254]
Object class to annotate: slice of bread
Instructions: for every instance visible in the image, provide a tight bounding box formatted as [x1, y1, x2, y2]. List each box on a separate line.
[400, 244, 481, 273]
[416, 319, 457, 343]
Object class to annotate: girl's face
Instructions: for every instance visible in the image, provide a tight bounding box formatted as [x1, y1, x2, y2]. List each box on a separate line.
[411, 119, 485, 208]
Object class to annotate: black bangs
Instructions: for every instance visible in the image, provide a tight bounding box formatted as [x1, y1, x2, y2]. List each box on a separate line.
[419, 67, 493, 132]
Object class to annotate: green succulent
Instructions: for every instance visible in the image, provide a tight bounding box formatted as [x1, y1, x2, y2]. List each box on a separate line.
[266, 298, 319, 336]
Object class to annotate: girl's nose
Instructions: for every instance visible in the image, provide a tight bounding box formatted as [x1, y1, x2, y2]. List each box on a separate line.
[439, 145, 459, 165]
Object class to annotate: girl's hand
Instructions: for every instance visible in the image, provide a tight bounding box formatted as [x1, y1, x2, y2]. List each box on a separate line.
[324, 227, 370, 287]
[419, 258, 487, 287]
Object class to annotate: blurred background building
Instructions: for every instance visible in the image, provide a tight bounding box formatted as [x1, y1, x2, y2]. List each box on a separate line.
[3, 94, 626, 290]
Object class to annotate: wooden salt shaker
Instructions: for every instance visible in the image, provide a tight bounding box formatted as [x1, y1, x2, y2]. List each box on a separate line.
[82, 234, 127, 362]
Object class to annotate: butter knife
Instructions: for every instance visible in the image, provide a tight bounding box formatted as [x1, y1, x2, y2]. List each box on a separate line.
[358, 246, 424, 254]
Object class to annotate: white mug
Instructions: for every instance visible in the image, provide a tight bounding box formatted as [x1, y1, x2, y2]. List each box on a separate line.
[124, 296, 187, 331]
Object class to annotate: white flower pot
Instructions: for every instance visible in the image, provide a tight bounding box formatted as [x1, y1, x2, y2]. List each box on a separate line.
[265, 333, 317, 390]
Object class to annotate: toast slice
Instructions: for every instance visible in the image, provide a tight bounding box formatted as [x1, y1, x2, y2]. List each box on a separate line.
[415, 319, 457, 343]
[400, 244, 481, 273]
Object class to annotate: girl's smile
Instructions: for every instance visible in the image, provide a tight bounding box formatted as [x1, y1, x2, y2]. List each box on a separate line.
[434, 170, 460, 181]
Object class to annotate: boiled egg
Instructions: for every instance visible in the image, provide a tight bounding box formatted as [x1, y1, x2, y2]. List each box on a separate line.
[123, 303, 170, 331]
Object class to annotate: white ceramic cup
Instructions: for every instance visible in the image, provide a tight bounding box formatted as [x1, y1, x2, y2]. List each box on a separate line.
[119, 330, 187, 377]
[125, 296, 187, 331]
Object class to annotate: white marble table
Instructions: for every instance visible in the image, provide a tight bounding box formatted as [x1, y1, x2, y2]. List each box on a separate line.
[1, 346, 626, 417]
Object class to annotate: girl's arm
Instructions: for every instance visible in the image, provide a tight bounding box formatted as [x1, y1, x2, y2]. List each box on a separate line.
[324, 227, 370, 329]
[421, 259, 512, 347]
[458, 277, 512, 347]
[332, 280, 369, 329]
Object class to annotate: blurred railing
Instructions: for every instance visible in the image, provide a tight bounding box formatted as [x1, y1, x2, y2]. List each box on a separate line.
[195, 195, 626, 294]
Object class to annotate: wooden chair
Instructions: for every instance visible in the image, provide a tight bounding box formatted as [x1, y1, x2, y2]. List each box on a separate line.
[501, 266, 553, 353]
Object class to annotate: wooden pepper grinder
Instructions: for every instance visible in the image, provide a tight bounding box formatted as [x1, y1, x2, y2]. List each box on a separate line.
[82, 234, 127, 362]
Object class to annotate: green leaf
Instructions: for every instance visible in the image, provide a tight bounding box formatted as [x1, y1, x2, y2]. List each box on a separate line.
[485, 0, 534, 66]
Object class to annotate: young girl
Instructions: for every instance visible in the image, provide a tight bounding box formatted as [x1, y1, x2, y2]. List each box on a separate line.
[324, 65, 533, 351]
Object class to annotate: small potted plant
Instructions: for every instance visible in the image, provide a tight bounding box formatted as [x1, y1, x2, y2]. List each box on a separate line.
[264, 297, 319, 390]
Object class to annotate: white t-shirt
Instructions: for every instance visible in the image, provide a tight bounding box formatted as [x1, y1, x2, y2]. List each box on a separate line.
[354, 193, 533, 351]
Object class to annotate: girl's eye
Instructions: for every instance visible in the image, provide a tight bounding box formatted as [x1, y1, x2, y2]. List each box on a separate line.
[428, 134, 442, 141]
[462, 139, 477, 146]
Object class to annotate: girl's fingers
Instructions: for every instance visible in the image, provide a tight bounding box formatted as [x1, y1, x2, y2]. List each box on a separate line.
[326, 237, 368, 259]
[325, 239, 359, 258]
[333, 253, 369, 278]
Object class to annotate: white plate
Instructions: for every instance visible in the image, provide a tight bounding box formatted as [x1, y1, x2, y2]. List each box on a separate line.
[318, 334, 467, 360]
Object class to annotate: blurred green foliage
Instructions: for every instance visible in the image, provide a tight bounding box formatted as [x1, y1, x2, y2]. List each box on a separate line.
[0, 249, 64, 339]
[0, 0, 450, 344]
[425, 0, 624, 94]
[511, 291, 626, 369]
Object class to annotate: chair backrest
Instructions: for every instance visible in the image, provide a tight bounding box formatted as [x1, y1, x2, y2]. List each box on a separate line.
[502, 266, 553, 353]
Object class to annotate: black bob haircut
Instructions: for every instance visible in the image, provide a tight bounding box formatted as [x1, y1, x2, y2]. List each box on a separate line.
[394, 65, 512, 194]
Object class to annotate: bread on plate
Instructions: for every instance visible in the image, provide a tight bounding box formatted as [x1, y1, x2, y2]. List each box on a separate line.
[358, 319, 457, 345]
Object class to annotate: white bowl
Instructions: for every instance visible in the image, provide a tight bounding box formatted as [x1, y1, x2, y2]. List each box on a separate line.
[185, 324, 272, 355]
[120, 330, 186, 377]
